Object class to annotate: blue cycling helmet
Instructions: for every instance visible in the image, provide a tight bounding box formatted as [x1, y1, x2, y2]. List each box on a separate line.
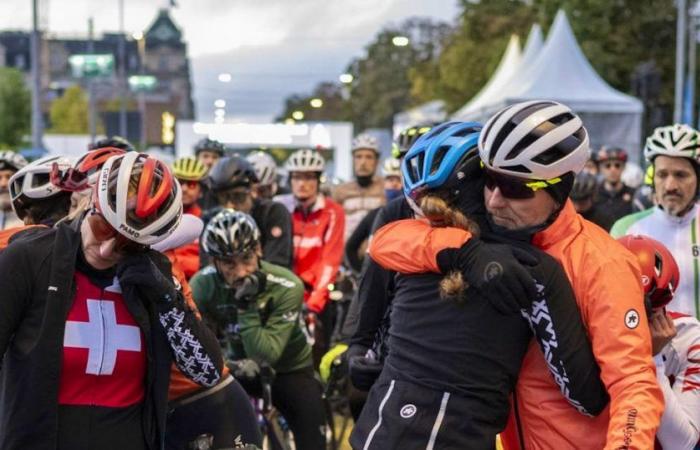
[401, 121, 482, 212]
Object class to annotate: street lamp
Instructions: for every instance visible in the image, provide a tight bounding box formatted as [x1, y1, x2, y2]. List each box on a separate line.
[132, 31, 143, 41]
[218, 73, 232, 83]
[292, 110, 304, 120]
[310, 98, 323, 108]
[339, 73, 354, 84]
[392, 36, 409, 47]
[215, 108, 226, 117]
[214, 99, 226, 108]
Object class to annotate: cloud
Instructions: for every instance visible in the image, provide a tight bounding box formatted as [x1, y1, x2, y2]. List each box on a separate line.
[1, 0, 459, 121]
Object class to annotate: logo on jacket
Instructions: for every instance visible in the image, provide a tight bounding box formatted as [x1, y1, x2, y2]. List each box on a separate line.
[624, 309, 640, 330]
[400, 404, 417, 419]
[484, 262, 503, 282]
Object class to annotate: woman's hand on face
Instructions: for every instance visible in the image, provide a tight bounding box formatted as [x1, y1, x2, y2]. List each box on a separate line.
[650, 309, 677, 356]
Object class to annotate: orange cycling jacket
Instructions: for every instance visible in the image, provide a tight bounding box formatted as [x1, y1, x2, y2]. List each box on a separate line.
[369, 200, 663, 450]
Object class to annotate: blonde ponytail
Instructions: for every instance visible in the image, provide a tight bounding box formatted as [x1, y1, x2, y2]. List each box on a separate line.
[418, 195, 478, 302]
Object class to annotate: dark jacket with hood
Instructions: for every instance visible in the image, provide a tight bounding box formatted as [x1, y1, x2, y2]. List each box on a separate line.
[0, 217, 223, 450]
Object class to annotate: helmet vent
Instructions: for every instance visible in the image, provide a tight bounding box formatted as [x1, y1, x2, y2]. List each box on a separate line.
[430, 145, 450, 176]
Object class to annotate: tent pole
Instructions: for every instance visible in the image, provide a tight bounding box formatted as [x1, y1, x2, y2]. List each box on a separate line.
[676, 0, 688, 123]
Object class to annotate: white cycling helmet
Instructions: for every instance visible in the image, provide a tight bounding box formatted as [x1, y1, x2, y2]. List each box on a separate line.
[644, 124, 700, 162]
[479, 100, 590, 180]
[285, 149, 325, 173]
[96, 152, 182, 245]
[246, 151, 278, 186]
[0, 151, 27, 172]
[381, 157, 401, 178]
[351, 133, 379, 154]
[10, 155, 73, 217]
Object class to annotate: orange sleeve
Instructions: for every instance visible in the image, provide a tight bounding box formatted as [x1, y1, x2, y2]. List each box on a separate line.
[0, 225, 44, 250]
[307, 203, 346, 313]
[368, 219, 472, 273]
[577, 246, 663, 449]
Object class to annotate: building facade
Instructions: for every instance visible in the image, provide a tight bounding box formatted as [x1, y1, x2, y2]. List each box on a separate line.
[0, 8, 193, 148]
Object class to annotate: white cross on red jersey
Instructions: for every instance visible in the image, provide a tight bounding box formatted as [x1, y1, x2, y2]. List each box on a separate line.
[58, 271, 147, 407]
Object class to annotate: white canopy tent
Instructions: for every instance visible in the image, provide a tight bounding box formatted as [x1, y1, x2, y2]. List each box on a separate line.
[452, 35, 522, 122]
[520, 24, 543, 67]
[392, 100, 447, 137]
[452, 10, 643, 153]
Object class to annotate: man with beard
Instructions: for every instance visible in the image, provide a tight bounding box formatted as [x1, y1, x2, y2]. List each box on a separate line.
[612, 123, 700, 320]
[332, 134, 385, 240]
[0, 151, 27, 230]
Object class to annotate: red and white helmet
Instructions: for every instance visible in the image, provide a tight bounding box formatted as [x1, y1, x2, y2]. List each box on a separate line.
[617, 235, 679, 310]
[76, 146, 127, 186]
[10, 155, 73, 218]
[96, 152, 182, 245]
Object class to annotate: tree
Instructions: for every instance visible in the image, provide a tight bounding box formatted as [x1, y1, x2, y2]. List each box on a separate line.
[345, 17, 452, 131]
[277, 17, 451, 132]
[277, 82, 350, 122]
[0, 67, 30, 149]
[48, 85, 92, 134]
[411, 0, 536, 112]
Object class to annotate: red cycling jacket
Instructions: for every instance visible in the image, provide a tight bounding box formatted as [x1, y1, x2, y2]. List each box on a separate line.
[172, 204, 201, 280]
[278, 194, 345, 313]
[369, 201, 663, 450]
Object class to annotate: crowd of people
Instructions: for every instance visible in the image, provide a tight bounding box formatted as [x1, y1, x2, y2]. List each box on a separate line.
[0, 98, 700, 450]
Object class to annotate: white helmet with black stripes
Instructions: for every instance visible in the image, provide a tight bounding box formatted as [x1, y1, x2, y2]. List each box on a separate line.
[246, 151, 278, 186]
[479, 100, 590, 180]
[285, 149, 325, 173]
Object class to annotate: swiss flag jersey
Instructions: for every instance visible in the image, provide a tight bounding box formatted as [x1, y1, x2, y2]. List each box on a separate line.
[58, 271, 147, 407]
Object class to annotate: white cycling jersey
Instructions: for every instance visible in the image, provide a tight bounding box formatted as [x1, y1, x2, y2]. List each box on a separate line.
[655, 311, 700, 449]
[611, 204, 700, 319]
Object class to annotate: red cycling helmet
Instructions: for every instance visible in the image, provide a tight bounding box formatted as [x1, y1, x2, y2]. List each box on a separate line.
[597, 146, 628, 163]
[96, 152, 182, 245]
[51, 147, 128, 192]
[617, 235, 679, 309]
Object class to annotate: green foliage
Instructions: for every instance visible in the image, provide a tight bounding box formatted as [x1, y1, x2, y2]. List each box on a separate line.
[277, 82, 350, 123]
[279, 1, 678, 131]
[0, 67, 31, 149]
[49, 85, 90, 134]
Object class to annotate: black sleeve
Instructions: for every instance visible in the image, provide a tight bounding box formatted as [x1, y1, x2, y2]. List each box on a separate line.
[518, 244, 610, 416]
[347, 257, 394, 349]
[344, 208, 379, 274]
[260, 202, 293, 268]
[0, 242, 33, 358]
[148, 253, 224, 387]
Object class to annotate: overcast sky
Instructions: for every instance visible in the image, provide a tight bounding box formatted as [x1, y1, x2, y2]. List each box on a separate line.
[1, 0, 459, 122]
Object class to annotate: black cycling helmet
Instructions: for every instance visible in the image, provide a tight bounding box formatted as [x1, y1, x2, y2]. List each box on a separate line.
[207, 155, 258, 191]
[201, 208, 261, 258]
[570, 171, 598, 201]
[195, 138, 226, 157]
[89, 136, 135, 152]
[394, 123, 437, 159]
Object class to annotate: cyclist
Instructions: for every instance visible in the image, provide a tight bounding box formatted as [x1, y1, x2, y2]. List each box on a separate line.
[321, 125, 433, 419]
[0, 155, 74, 249]
[0, 151, 27, 230]
[207, 155, 293, 268]
[0, 152, 223, 450]
[611, 123, 700, 319]
[88, 135, 136, 152]
[276, 149, 345, 364]
[593, 146, 635, 230]
[570, 170, 610, 227]
[332, 133, 385, 240]
[195, 137, 226, 210]
[247, 150, 279, 200]
[171, 156, 208, 279]
[191, 209, 326, 450]
[350, 121, 608, 449]
[344, 156, 402, 274]
[195, 137, 225, 171]
[366, 101, 663, 449]
[618, 234, 700, 449]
